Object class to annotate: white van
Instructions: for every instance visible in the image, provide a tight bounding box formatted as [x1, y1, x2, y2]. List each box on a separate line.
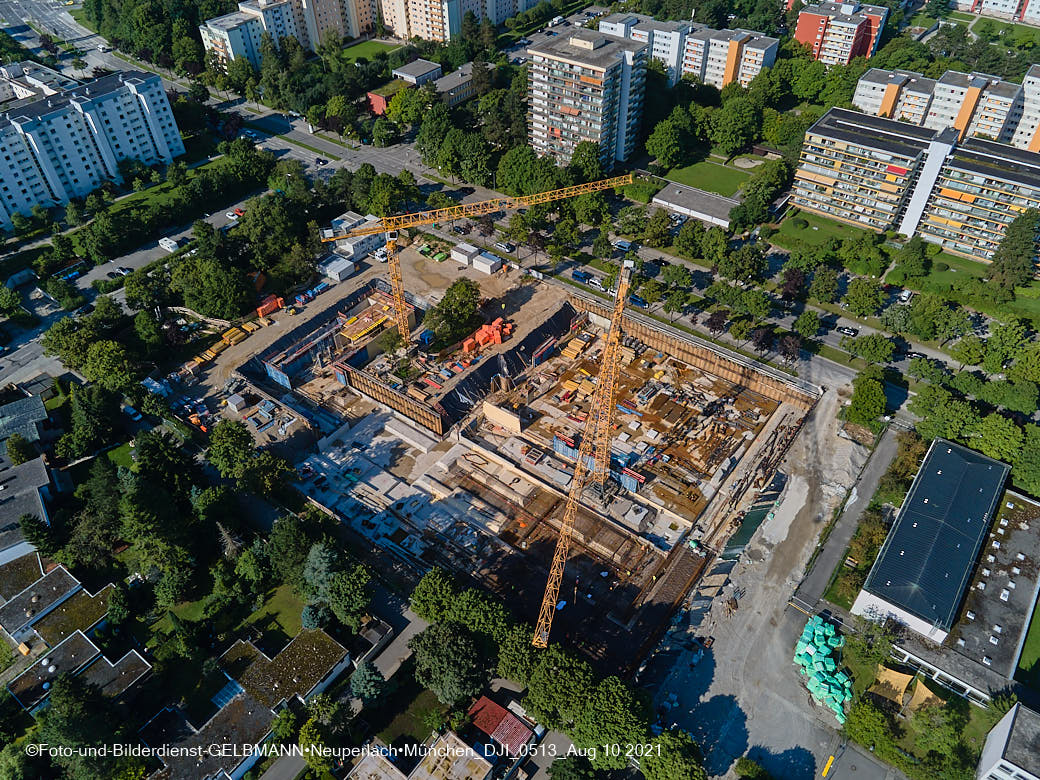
[159, 237, 180, 253]
[613, 239, 633, 252]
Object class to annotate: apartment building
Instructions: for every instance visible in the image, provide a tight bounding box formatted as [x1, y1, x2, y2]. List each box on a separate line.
[953, 0, 1040, 24]
[1011, 65, 1040, 152]
[527, 29, 647, 169]
[794, 1, 888, 65]
[0, 71, 184, 231]
[792, 108, 956, 232]
[918, 138, 1040, 260]
[201, 0, 375, 68]
[792, 107, 1040, 261]
[977, 703, 1040, 780]
[598, 13, 777, 88]
[0, 62, 78, 104]
[380, 0, 499, 40]
[853, 67, 1037, 147]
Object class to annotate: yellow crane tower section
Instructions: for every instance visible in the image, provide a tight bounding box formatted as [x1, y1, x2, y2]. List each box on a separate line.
[320, 174, 634, 341]
[532, 259, 633, 648]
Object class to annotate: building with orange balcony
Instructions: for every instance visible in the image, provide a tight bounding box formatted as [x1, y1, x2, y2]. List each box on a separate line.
[527, 29, 647, 169]
[792, 107, 1040, 264]
[793, 1, 887, 66]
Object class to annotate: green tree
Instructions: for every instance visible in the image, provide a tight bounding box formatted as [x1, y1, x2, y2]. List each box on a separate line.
[350, 660, 388, 704]
[547, 755, 597, 780]
[525, 645, 594, 730]
[571, 676, 649, 770]
[809, 267, 840, 303]
[298, 717, 331, 773]
[841, 333, 895, 364]
[646, 119, 684, 168]
[426, 278, 481, 342]
[496, 623, 538, 686]
[1013, 424, 1040, 495]
[410, 568, 460, 624]
[171, 256, 252, 320]
[0, 285, 20, 314]
[642, 209, 672, 248]
[709, 97, 760, 156]
[207, 420, 256, 480]
[793, 310, 820, 340]
[82, 340, 134, 391]
[4, 433, 35, 465]
[20, 514, 58, 557]
[843, 278, 884, 317]
[717, 244, 766, 283]
[409, 622, 489, 707]
[974, 413, 1024, 463]
[37, 675, 121, 779]
[326, 564, 371, 630]
[643, 729, 707, 780]
[846, 368, 886, 427]
[987, 208, 1039, 291]
[271, 709, 299, 743]
[949, 334, 985, 367]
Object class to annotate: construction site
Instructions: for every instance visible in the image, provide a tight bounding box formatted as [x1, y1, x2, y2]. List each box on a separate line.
[224, 178, 824, 670]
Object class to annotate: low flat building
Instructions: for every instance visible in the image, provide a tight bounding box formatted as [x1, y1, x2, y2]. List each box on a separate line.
[852, 440, 1009, 643]
[651, 182, 739, 229]
[978, 703, 1040, 780]
[392, 58, 442, 85]
[367, 79, 409, 116]
[433, 62, 492, 106]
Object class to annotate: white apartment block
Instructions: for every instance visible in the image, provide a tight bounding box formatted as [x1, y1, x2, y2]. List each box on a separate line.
[599, 13, 777, 88]
[0, 71, 184, 231]
[0, 62, 78, 104]
[953, 0, 1040, 22]
[1011, 65, 1040, 152]
[977, 703, 1040, 780]
[528, 29, 647, 169]
[201, 0, 375, 68]
[853, 67, 1040, 148]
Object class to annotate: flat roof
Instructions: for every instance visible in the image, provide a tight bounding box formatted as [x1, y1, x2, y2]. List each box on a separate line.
[32, 584, 114, 646]
[948, 491, 1040, 678]
[807, 107, 946, 159]
[861, 439, 1009, 633]
[938, 70, 1020, 99]
[205, 11, 257, 31]
[0, 552, 43, 600]
[0, 564, 79, 636]
[652, 182, 740, 222]
[8, 630, 100, 708]
[948, 137, 1040, 191]
[78, 649, 150, 698]
[220, 629, 347, 709]
[392, 59, 442, 79]
[528, 28, 646, 69]
[348, 751, 407, 780]
[1004, 704, 1040, 772]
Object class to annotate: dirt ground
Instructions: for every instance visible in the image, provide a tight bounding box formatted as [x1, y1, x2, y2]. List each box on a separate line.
[644, 389, 888, 779]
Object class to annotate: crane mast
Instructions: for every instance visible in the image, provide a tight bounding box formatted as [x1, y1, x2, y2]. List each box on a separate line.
[532, 259, 633, 648]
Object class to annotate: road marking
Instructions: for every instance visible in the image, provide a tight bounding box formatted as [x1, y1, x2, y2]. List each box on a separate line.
[822, 755, 835, 776]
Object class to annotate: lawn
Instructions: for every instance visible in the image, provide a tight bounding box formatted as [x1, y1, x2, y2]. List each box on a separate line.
[772, 210, 870, 249]
[341, 40, 400, 63]
[665, 160, 750, 197]
[69, 8, 96, 30]
[235, 583, 304, 641]
[906, 12, 938, 27]
[887, 251, 987, 289]
[377, 687, 440, 746]
[1015, 597, 1040, 693]
[106, 441, 135, 469]
[948, 10, 975, 20]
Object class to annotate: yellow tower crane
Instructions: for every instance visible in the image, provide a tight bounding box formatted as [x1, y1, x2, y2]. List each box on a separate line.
[320, 174, 634, 342]
[319, 173, 636, 649]
[533, 258, 633, 648]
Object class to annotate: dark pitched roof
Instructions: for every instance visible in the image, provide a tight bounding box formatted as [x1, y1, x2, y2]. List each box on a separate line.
[0, 456, 51, 551]
[0, 394, 47, 450]
[862, 439, 1009, 632]
[1004, 704, 1040, 772]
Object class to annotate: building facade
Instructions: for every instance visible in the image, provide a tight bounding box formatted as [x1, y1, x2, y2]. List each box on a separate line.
[201, 0, 375, 69]
[598, 13, 777, 88]
[0, 71, 184, 231]
[854, 66, 1040, 150]
[794, 1, 888, 65]
[792, 107, 1040, 261]
[953, 0, 1040, 24]
[527, 29, 647, 169]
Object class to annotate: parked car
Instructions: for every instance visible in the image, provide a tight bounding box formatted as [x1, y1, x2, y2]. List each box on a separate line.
[116, 266, 132, 276]
[494, 241, 515, 253]
[122, 405, 143, 421]
[905, 351, 927, 360]
[898, 289, 914, 303]
[836, 326, 859, 337]
[315, 158, 328, 166]
[233, 207, 245, 217]
[226, 212, 239, 220]
[629, 294, 649, 309]
[613, 239, 633, 252]
[106, 271, 120, 280]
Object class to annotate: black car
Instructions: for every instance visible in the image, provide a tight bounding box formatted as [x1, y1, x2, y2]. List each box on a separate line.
[905, 351, 927, 360]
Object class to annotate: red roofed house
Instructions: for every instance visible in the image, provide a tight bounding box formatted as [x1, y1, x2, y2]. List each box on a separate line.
[468, 696, 534, 758]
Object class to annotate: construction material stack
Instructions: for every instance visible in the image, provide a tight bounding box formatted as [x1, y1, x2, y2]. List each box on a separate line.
[794, 616, 852, 724]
